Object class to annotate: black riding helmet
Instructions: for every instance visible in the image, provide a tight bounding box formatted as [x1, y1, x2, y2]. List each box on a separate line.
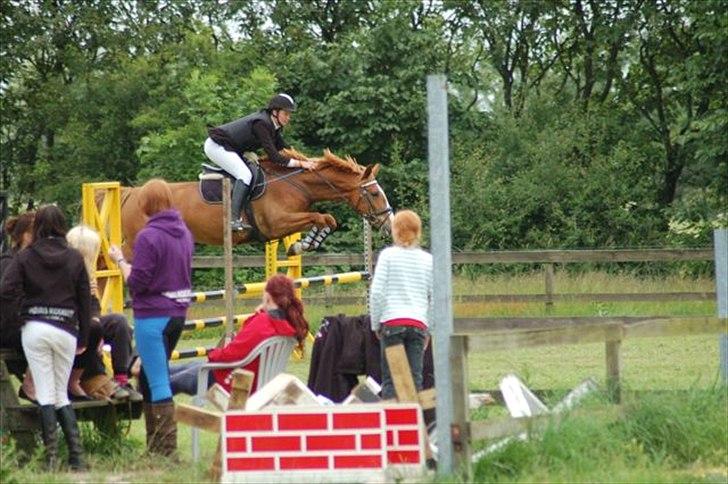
[267, 93, 296, 112]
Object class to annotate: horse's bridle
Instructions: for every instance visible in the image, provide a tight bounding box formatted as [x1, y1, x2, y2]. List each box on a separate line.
[266, 167, 393, 229]
[355, 179, 393, 229]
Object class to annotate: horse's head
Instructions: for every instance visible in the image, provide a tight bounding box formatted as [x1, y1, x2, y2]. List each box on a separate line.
[311, 149, 393, 234]
[356, 163, 393, 235]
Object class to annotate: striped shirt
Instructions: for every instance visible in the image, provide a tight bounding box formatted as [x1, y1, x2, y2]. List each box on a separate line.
[369, 245, 433, 332]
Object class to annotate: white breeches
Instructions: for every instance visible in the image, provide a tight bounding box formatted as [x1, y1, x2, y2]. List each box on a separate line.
[22, 321, 77, 407]
[203, 138, 252, 184]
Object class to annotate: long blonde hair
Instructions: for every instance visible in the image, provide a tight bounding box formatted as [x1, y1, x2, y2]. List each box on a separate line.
[66, 225, 101, 284]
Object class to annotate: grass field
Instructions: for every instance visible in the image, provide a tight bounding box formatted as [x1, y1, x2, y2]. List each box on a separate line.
[2, 271, 725, 482]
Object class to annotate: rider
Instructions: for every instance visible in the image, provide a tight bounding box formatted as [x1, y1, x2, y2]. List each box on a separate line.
[204, 93, 316, 231]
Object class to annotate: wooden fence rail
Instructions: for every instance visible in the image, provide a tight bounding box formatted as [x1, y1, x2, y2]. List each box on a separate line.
[450, 315, 727, 469]
[192, 248, 712, 268]
[195, 248, 714, 309]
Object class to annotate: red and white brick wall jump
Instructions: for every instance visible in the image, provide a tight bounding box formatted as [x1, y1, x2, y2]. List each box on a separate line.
[221, 404, 425, 483]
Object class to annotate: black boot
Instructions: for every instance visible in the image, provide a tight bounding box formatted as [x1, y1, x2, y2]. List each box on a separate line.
[39, 405, 59, 470]
[56, 405, 86, 471]
[230, 179, 252, 231]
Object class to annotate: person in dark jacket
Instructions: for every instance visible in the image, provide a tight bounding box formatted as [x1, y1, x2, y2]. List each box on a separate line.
[0, 211, 36, 400]
[109, 178, 193, 458]
[0, 205, 90, 470]
[204, 93, 316, 231]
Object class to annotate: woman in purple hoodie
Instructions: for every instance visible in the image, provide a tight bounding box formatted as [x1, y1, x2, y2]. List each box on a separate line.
[109, 178, 193, 457]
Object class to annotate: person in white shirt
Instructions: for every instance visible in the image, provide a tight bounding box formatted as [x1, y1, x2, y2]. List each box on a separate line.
[369, 210, 433, 399]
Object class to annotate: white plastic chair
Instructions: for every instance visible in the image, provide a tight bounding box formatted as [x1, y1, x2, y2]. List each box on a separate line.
[190, 336, 297, 461]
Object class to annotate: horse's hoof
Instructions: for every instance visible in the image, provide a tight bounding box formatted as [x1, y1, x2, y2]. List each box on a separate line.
[286, 242, 303, 256]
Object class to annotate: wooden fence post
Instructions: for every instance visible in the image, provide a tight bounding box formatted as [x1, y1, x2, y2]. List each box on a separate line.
[605, 325, 623, 403]
[544, 263, 555, 313]
[451, 335, 471, 478]
[222, 178, 235, 342]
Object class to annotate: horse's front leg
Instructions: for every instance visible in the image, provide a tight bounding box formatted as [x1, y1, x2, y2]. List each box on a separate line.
[281, 212, 337, 256]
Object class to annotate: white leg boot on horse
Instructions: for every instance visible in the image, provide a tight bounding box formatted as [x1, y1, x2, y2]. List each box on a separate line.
[287, 226, 333, 255]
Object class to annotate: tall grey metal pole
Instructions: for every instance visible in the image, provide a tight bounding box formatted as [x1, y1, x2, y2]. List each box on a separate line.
[714, 229, 728, 381]
[427, 74, 455, 474]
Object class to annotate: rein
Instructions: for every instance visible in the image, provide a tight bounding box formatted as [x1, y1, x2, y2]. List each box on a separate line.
[309, 170, 392, 228]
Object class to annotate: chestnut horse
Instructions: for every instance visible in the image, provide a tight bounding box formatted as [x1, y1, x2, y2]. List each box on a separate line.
[117, 149, 393, 259]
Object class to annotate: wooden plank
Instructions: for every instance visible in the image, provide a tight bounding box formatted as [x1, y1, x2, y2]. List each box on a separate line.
[228, 369, 253, 410]
[464, 318, 722, 351]
[469, 406, 624, 442]
[175, 404, 221, 433]
[191, 248, 712, 268]
[454, 316, 722, 335]
[623, 316, 727, 338]
[452, 248, 712, 264]
[384, 344, 435, 465]
[298, 291, 714, 307]
[468, 323, 624, 351]
[450, 335, 471, 476]
[211, 369, 253, 482]
[205, 384, 230, 412]
[455, 316, 643, 334]
[418, 388, 436, 411]
[384, 345, 418, 402]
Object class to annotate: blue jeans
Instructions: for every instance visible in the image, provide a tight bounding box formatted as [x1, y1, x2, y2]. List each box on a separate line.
[380, 325, 428, 400]
[169, 362, 214, 396]
[135, 316, 184, 402]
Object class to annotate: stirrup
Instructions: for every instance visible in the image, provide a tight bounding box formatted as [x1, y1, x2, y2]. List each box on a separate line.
[230, 219, 252, 231]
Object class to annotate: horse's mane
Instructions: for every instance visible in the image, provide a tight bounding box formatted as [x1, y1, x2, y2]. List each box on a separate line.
[261, 148, 365, 176]
[314, 149, 365, 175]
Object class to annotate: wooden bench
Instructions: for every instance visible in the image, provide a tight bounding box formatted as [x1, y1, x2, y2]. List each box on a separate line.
[0, 349, 142, 455]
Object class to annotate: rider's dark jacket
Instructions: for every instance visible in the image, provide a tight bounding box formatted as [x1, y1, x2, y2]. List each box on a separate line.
[208, 110, 291, 166]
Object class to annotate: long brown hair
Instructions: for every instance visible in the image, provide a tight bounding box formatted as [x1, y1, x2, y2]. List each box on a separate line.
[265, 274, 309, 351]
[33, 205, 67, 241]
[5, 211, 35, 249]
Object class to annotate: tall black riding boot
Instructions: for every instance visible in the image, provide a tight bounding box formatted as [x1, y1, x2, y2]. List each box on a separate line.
[56, 405, 87, 471]
[39, 405, 59, 470]
[230, 179, 252, 231]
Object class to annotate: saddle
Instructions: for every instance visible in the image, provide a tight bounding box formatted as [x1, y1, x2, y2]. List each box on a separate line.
[198, 163, 266, 204]
[198, 163, 268, 241]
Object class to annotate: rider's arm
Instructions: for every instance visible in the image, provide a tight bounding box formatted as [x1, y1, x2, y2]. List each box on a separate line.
[252, 121, 291, 166]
